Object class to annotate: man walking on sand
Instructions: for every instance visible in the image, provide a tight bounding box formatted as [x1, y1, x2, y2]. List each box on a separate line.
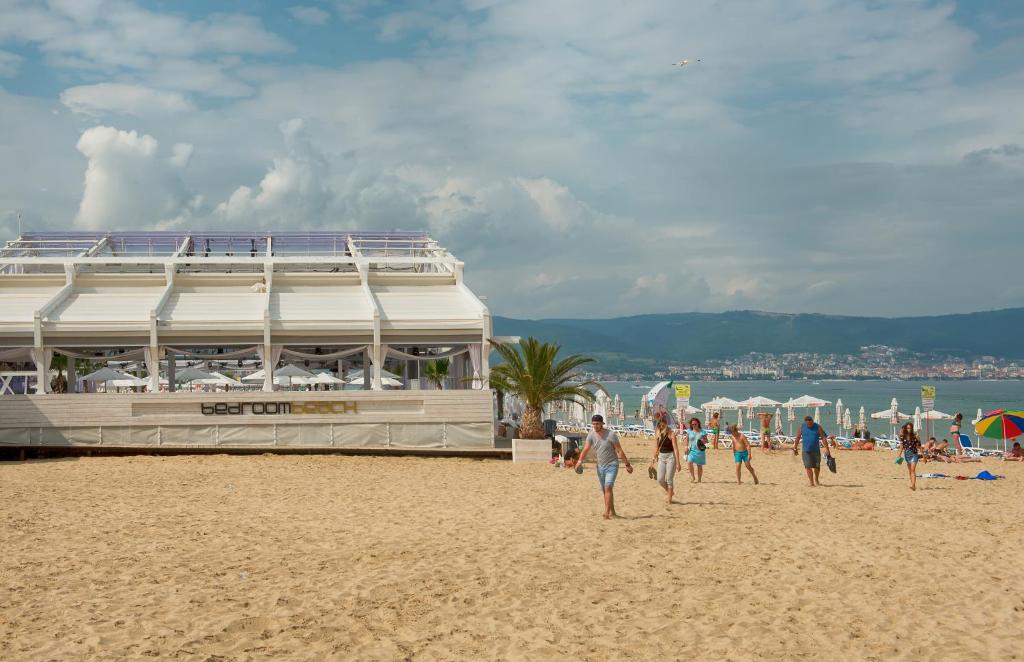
[794, 415, 831, 487]
[577, 414, 633, 519]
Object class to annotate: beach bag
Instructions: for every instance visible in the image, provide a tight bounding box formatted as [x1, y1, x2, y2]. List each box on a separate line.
[825, 454, 837, 473]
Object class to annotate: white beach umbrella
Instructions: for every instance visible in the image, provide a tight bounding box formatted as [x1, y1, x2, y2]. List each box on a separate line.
[81, 367, 145, 392]
[195, 371, 243, 387]
[813, 406, 820, 424]
[872, 409, 911, 420]
[345, 368, 403, 382]
[736, 408, 744, 429]
[701, 396, 741, 412]
[613, 393, 622, 424]
[972, 408, 983, 425]
[275, 364, 316, 379]
[786, 404, 796, 436]
[573, 398, 585, 424]
[890, 397, 900, 441]
[111, 376, 165, 388]
[80, 366, 140, 383]
[242, 369, 265, 382]
[913, 406, 922, 433]
[783, 395, 832, 408]
[737, 396, 782, 409]
[312, 372, 347, 385]
[774, 407, 784, 434]
[346, 374, 403, 388]
[919, 409, 953, 421]
[835, 398, 844, 427]
[858, 406, 866, 429]
[175, 367, 218, 384]
[843, 407, 852, 432]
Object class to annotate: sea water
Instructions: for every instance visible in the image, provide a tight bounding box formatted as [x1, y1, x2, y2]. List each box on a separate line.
[588, 379, 1024, 448]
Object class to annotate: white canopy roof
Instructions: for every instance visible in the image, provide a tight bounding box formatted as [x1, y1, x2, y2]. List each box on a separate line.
[919, 409, 954, 420]
[0, 231, 489, 347]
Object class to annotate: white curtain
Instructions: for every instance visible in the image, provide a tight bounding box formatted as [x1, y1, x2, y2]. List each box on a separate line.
[30, 346, 53, 394]
[143, 346, 162, 392]
[257, 344, 284, 392]
[372, 344, 389, 390]
[468, 343, 483, 390]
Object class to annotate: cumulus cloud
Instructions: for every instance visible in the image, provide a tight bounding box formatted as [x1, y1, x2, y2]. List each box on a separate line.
[61, 83, 193, 116]
[0, 0, 289, 100]
[74, 126, 199, 229]
[0, 49, 21, 77]
[216, 119, 332, 225]
[289, 6, 331, 26]
[4, 1, 1024, 319]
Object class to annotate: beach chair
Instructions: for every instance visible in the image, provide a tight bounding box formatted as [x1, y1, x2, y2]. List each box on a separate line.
[955, 434, 1002, 458]
[872, 435, 898, 450]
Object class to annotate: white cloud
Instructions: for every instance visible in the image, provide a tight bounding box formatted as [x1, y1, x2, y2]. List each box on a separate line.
[74, 126, 198, 229]
[61, 83, 193, 116]
[3, 1, 1024, 319]
[216, 119, 331, 225]
[289, 6, 331, 26]
[0, 49, 21, 77]
[0, 0, 289, 99]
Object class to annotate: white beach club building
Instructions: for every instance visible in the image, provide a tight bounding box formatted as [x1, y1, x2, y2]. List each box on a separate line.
[0, 231, 497, 450]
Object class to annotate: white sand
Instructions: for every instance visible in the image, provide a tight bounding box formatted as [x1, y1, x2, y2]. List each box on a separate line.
[1, 443, 1022, 660]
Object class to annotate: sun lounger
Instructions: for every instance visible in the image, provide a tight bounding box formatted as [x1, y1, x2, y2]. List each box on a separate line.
[955, 434, 1002, 458]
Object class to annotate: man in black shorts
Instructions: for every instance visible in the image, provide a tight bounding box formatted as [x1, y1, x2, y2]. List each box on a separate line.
[793, 415, 831, 487]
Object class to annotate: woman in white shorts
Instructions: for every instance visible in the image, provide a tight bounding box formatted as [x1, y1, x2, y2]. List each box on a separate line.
[648, 412, 681, 506]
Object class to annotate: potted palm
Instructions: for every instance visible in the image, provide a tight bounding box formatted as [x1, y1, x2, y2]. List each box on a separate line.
[489, 337, 597, 462]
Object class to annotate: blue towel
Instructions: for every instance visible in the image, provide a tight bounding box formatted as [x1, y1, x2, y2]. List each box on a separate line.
[975, 470, 1000, 481]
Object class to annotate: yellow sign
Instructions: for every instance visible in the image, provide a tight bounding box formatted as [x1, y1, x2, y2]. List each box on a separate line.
[674, 384, 691, 398]
[921, 386, 936, 400]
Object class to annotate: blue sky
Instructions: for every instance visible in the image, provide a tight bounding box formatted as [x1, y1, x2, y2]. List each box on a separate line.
[1, 0, 1023, 318]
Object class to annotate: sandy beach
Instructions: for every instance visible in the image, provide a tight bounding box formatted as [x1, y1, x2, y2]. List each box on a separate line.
[2, 442, 1022, 661]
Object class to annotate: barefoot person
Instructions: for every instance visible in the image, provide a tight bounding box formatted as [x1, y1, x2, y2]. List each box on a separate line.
[729, 424, 759, 484]
[577, 414, 634, 519]
[684, 417, 708, 483]
[758, 412, 773, 454]
[648, 412, 681, 506]
[708, 411, 721, 450]
[898, 422, 921, 491]
[793, 415, 831, 487]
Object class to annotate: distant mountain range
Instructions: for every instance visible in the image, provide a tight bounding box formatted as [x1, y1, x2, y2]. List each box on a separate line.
[493, 308, 1024, 369]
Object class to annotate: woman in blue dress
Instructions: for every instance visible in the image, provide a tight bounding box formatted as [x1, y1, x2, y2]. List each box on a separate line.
[684, 417, 708, 483]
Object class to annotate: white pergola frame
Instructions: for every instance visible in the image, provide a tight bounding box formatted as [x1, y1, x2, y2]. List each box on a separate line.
[1, 231, 491, 394]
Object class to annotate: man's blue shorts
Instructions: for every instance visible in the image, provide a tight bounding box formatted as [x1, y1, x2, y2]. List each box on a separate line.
[596, 462, 618, 489]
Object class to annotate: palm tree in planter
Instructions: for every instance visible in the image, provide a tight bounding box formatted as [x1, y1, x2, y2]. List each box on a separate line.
[422, 358, 450, 390]
[490, 337, 597, 446]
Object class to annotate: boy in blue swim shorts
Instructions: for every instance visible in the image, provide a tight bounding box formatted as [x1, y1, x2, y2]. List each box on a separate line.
[728, 425, 759, 485]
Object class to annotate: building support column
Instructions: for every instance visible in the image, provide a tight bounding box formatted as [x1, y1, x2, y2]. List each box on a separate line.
[66, 356, 76, 393]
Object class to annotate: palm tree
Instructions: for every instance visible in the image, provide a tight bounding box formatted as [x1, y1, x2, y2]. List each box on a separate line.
[489, 336, 597, 439]
[50, 353, 68, 393]
[422, 358, 450, 390]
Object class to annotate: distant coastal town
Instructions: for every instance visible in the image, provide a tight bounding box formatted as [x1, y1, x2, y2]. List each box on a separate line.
[591, 345, 1024, 382]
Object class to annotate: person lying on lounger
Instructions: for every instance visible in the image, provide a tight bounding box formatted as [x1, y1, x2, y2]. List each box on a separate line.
[1005, 442, 1024, 462]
